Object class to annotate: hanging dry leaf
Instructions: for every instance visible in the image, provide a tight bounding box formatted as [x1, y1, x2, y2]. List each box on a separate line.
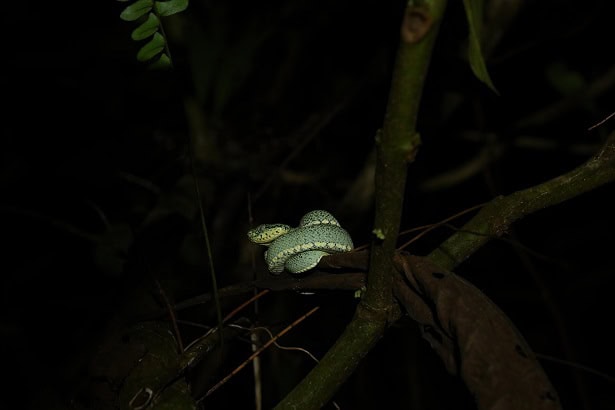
[393, 253, 561, 410]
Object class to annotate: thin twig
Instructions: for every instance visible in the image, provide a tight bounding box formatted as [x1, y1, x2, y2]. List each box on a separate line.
[223, 289, 270, 323]
[183, 290, 270, 353]
[247, 194, 262, 410]
[199, 306, 320, 402]
[186, 132, 224, 348]
[588, 110, 615, 131]
[397, 202, 487, 251]
[155, 279, 184, 353]
[537, 353, 615, 384]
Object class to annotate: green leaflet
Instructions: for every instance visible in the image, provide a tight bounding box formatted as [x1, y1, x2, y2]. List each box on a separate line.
[155, 0, 189, 17]
[149, 53, 172, 70]
[137, 32, 165, 62]
[131, 13, 160, 41]
[462, 0, 498, 94]
[120, 0, 153, 21]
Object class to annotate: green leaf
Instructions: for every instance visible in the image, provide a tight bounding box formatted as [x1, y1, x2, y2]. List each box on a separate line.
[137, 32, 165, 62]
[545, 62, 586, 96]
[149, 53, 172, 70]
[154, 0, 189, 17]
[120, 0, 154, 21]
[131, 13, 160, 40]
[462, 0, 498, 94]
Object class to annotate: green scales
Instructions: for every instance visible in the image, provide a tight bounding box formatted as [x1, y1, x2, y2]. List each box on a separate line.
[248, 210, 354, 274]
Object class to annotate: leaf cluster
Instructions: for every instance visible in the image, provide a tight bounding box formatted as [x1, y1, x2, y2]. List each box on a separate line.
[118, 0, 189, 69]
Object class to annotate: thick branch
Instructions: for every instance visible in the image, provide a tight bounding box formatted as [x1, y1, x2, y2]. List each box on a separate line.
[273, 305, 387, 410]
[429, 131, 615, 270]
[365, 0, 447, 311]
[274, 1, 448, 408]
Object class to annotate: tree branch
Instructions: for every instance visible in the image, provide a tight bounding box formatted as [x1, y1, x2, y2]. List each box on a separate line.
[428, 131, 615, 271]
[365, 0, 446, 311]
[274, 1, 448, 408]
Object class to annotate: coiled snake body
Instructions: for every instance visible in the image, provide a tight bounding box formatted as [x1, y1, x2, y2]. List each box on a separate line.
[247, 210, 354, 274]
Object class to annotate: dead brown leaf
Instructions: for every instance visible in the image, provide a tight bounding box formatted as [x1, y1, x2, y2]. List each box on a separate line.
[393, 253, 562, 410]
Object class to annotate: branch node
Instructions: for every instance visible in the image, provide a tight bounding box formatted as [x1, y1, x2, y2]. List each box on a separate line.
[401, 6, 433, 44]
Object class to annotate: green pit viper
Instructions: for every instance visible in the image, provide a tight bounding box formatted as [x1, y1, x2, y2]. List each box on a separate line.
[247, 210, 354, 274]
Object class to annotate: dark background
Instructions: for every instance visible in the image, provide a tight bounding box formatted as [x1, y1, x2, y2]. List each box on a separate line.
[2, 1, 614, 409]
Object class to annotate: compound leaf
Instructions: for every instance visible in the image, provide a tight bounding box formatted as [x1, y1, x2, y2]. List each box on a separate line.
[120, 0, 189, 68]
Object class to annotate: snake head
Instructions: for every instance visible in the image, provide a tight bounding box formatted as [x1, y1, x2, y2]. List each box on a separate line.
[247, 223, 292, 245]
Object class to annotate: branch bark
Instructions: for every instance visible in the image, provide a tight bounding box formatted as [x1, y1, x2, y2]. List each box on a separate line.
[365, 0, 446, 311]
[429, 131, 615, 271]
[273, 1, 448, 408]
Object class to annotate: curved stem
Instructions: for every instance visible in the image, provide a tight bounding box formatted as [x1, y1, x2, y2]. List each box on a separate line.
[428, 131, 615, 270]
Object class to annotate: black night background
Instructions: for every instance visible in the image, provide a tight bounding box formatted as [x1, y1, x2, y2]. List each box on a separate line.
[2, 1, 614, 409]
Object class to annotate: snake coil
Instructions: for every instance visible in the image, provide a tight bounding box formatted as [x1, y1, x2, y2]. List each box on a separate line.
[247, 210, 354, 274]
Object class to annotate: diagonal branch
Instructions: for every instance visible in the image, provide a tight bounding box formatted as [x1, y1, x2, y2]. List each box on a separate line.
[428, 131, 615, 271]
